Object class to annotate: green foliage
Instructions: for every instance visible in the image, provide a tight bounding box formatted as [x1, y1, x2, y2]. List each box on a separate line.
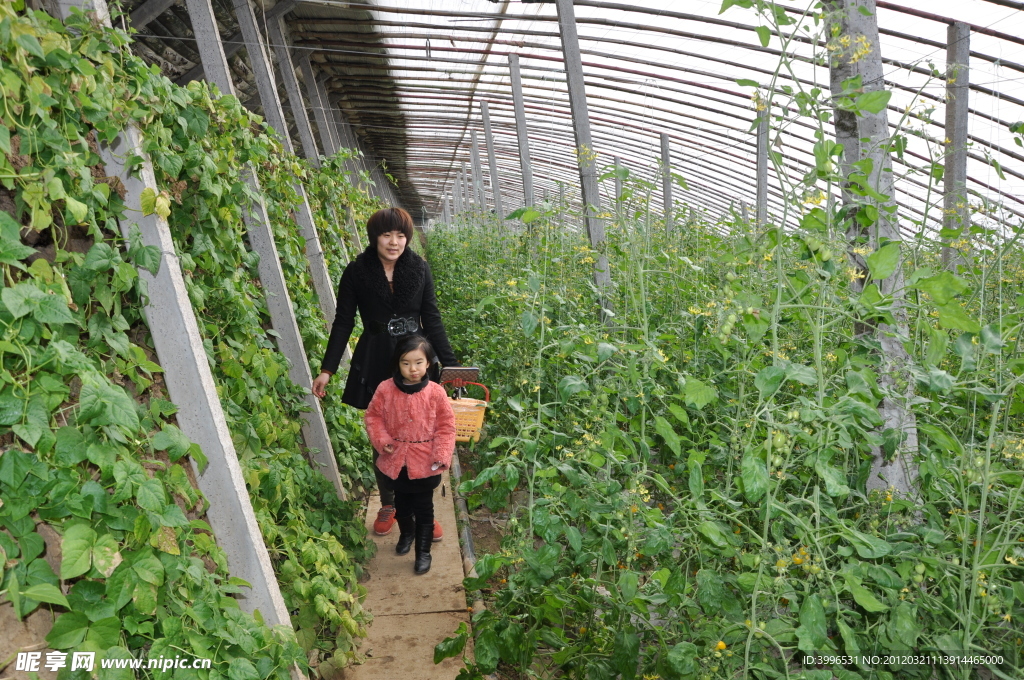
[428, 169, 1023, 677]
[0, 4, 374, 676]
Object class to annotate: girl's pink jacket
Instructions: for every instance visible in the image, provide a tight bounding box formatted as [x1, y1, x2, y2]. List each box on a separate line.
[365, 379, 456, 480]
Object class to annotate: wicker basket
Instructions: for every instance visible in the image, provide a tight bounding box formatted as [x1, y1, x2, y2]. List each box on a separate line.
[443, 380, 490, 443]
[450, 397, 487, 443]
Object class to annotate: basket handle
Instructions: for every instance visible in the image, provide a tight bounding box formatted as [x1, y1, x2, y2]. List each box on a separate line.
[442, 380, 490, 402]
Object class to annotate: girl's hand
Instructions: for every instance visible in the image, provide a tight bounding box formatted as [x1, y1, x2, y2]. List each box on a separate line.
[312, 372, 331, 399]
[382, 444, 394, 455]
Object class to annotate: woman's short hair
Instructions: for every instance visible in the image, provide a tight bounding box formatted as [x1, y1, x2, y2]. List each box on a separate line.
[392, 334, 437, 370]
[366, 207, 414, 243]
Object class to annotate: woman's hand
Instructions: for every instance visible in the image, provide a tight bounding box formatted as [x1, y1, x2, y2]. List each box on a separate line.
[312, 372, 331, 399]
[382, 444, 394, 455]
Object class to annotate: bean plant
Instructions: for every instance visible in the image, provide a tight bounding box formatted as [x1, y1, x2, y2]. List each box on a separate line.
[0, 4, 378, 678]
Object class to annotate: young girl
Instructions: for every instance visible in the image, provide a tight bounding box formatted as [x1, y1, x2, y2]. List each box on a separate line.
[364, 335, 456, 574]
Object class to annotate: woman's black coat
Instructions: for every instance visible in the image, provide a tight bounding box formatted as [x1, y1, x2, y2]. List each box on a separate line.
[320, 245, 458, 409]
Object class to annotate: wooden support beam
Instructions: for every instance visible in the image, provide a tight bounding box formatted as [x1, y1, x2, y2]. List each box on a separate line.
[756, 112, 768, 226]
[481, 101, 504, 217]
[942, 21, 970, 269]
[185, 0, 347, 502]
[508, 54, 534, 208]
[554, 0, 611, 306]
[661, 133, 673, 232]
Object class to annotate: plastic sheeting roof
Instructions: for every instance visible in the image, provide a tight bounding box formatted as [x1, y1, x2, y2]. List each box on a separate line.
[296, 0, 1023, 230]
[127, 0, 1024, 229]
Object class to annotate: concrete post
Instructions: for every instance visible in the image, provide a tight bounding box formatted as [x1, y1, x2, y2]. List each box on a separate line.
[128, 0, 175, 27]
[232, 0, 337, 327]
[554, 0, 611, 304]
[461, 162, 471, 210]
[471, 130, 485, 208]
[826, 0, 917, 496]
[297, 54, 337, 156]
[269, 17, 319, 165]
[661, 133, 673, 232]
[942, 21, 970, 269]
[756, 112, 769, 226]
[442, 195, 451, 223]
[481, 101, 504, 217]
[185, 0, 347, 501]
[316, 76, 341, 153]
[58, 0, 292, 626]
[509, 55, 534, 208]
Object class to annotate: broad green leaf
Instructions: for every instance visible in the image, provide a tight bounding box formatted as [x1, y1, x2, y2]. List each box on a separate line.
[60, 524, 96, 579]
[697, 521, 728, 548]
[846, 528, 891, 558]
[653, 416, 681, 456]
[889, 602, 921, 648]
[151, 425, 191, 460]
[666, 641, 699, 674]
[740, 449, 768, 503]
[520, 309, 538, 336]
[433, 621, 468, 664]
[136, 478, 167, 513]
[474, 627, 500, 672]
[20, 583, 69, 607]
[736, 78, 760, 88]
[754, 365, 785, 396]
[847, 582, 888, 612]
[784, 362, 817, 386]
[133, 554, 165, 586]
[16, 33, 45, 59]
[86, 617, 122, 648]
[814, 461, 850, 497]
[78, 375, 140, 431]
[139, 187, 157, 216]
[856, 90, 891, 115]
[556, 375, 588, 403]
[866, 242, 900, 280]
[65, 196, 88, 223]
[154, 193, 171, 219]
[795, 593, 830, 652]
[688, 462, 704, 501]
[617, 570, 639, 602]
[226, 658, 259, 680]
[597, 342, 616, 362]
[936, 302, 980, 333]
[46, 611, 90, 649]
[915, 271, 969, 304]
[683, 378, 717, 409]
[92, 534, 122, 577]
[754, 25, 770, 46]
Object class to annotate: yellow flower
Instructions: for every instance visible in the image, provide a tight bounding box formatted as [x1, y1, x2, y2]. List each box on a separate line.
[763, 252, 773, 262]
[715, 640, 727, 650]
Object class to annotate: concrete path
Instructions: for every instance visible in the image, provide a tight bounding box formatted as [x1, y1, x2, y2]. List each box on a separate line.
[342, 471, 472, 678]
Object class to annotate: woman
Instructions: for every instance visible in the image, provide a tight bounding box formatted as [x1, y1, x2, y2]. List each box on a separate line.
[312, 207, 458, 540]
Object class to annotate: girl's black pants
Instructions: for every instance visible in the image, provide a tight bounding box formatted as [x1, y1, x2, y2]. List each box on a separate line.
[391, 467, 441, 527]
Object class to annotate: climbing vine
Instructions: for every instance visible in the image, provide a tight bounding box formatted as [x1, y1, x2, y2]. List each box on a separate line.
[1, 4, 375, 677]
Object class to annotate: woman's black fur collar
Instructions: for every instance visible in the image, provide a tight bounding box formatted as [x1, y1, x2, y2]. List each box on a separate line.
[356, 244, 425, 307]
